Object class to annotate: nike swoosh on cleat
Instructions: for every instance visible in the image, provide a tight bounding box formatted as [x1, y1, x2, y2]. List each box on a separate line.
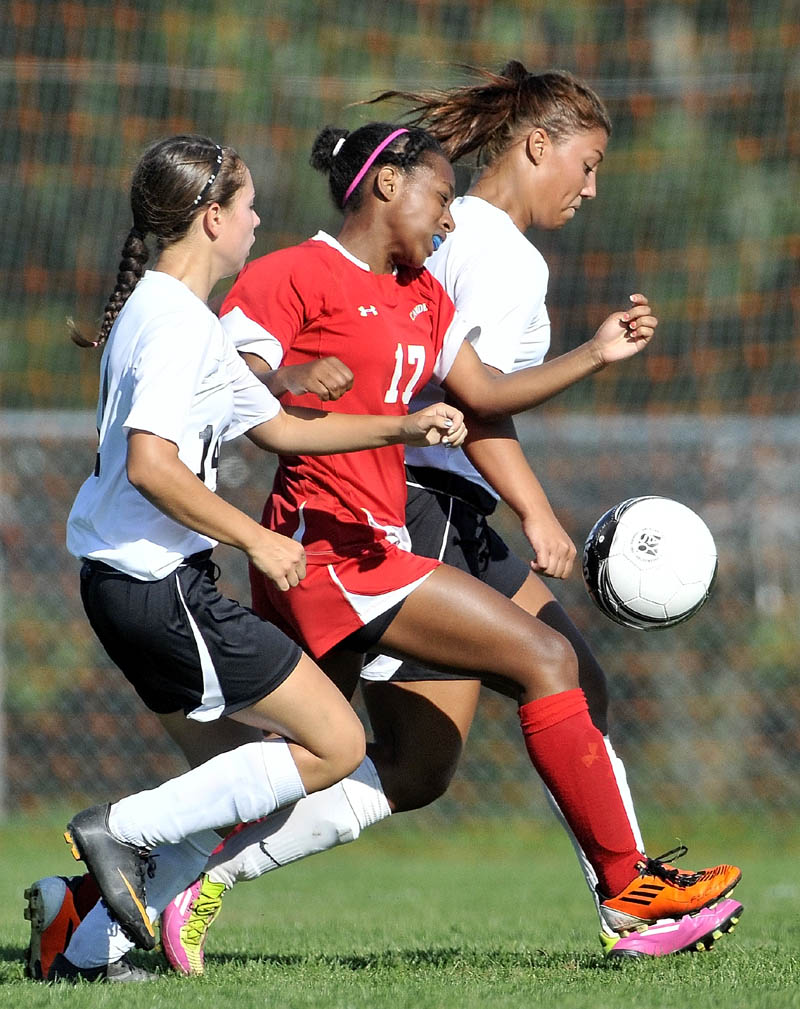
[118, 870, 154, 937]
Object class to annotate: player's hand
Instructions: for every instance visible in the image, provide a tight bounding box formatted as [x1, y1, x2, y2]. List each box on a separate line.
[279, 358, 354, 401]
[590, 293, 658, 364]
[520, 510, 576, 579]
[403, 404, 467, 447]
[246, 528, 307, 592]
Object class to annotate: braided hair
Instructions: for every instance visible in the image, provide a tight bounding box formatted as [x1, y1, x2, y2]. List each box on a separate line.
[71, 134, 245, 347]
[310, 121, 446, 211]
[365, 61, 611, 165]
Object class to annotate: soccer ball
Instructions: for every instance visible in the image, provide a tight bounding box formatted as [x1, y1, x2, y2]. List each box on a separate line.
[582, 496, 717, 630]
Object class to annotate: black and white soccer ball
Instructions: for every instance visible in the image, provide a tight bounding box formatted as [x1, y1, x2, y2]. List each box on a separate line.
[582, 496, 718, 630]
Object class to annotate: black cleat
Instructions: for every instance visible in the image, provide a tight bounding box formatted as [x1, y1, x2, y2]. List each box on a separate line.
[46, 952, 156, 983]
[64, 804, 156, 950]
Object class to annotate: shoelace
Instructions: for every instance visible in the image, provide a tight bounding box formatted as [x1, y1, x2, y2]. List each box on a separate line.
[639, 844, 703, 887]
[182, 892, 221, 946]
[129, 852, 157, 893]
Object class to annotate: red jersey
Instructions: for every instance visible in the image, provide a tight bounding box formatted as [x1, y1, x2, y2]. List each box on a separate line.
[221, 233, 468, 562]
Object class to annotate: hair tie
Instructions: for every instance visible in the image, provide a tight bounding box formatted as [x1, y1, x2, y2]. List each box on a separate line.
[192, 144, 224, 207]
[332, 137, 346, 157]
[342, 128, 409, 205]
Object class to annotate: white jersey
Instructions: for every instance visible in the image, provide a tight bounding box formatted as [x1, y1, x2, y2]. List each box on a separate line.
[404, 195, 551, 495]
[67, 271, 281, 580]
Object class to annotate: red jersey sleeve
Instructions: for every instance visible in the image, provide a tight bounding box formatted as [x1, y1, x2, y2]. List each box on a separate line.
[422, 269, 470, 383]
[220, 244, 326, 357]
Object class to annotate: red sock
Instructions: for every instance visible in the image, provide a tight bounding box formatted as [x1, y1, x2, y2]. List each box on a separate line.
[519, 688, 642, 897]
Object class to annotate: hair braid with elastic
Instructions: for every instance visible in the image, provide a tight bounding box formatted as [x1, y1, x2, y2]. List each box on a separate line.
[101, 228, 150, 343]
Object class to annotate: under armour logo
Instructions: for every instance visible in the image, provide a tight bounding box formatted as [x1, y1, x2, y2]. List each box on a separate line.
[582, 741, 601, 767]
[358, 305, 378, 316]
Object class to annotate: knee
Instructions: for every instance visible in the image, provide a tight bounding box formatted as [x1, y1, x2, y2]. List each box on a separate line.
[520, 623, 580, 695]
[535, 600, 609, 727]
[323, 719, 366, 788]
[381, 746, 461, 813]
[339, 721, 368, 780]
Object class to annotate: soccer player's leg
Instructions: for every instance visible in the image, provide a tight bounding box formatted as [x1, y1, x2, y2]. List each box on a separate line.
[378, 564, 742, 924]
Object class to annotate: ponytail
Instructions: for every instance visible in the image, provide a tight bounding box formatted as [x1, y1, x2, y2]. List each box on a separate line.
[366, 63, 611, 165]
[69, 226, 149, 347]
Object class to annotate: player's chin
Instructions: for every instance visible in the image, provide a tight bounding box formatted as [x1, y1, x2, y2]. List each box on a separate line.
[406, 241, 430, 268]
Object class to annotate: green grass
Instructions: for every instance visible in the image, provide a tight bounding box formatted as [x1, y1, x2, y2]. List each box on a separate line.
[1, 811, 798, 1008]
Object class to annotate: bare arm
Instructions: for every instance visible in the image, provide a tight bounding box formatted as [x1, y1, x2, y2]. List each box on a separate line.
[445, 294, 657, 420]
[126, 431, 306, 591]
[464, 415, 576, 579]
[246, 402, 466, 456]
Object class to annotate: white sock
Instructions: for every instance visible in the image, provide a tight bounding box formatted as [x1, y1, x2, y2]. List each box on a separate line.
[207, 756, 391, 889]
[108, 738, 305, 848]
[543, 735, 644, 936]
[64, 831, 219, 968]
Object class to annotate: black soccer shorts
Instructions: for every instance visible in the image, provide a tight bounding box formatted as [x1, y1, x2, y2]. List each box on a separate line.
[79, 551, 303, 718]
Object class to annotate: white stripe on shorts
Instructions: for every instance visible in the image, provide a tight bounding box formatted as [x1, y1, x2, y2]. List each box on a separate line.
[175, 573, 226, 721]
[360, 653, 403, 681]
[361, 497, 452, 682]
[326, 565, 434, 633]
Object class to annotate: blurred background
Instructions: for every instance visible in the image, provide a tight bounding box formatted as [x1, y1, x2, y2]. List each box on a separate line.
[1, 0, 798, 824]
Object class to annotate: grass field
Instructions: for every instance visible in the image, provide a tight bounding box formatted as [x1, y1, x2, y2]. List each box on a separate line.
[1, 809, 798, 1009]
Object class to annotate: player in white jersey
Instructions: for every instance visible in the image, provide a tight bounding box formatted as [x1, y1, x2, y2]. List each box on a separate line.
[26, 133, 466, 983]
[358, 64, 743, 958]
[360, 65, 743, 957]
[152, 112, 739, 973]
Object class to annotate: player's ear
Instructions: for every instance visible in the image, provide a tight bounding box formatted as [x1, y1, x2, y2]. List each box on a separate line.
[202, 201, 224, 238]
[525, 128, 549, 166]
[374, 165, 399, 202]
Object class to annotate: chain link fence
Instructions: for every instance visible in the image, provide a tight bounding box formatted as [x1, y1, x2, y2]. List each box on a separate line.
[1, 0, 798, 819]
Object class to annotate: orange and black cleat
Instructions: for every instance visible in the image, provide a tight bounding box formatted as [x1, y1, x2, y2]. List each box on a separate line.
[599, 846, 742, 935]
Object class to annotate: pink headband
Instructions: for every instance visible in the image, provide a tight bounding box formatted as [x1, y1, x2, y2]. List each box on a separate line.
[342, 128, 409, 205]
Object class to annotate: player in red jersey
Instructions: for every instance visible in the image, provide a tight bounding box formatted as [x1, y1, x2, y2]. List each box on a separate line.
[30, 122, 740, 978]
[154, 120, 740, 975]
[221, 125, 654, 660]
[207, 120, 736, 939]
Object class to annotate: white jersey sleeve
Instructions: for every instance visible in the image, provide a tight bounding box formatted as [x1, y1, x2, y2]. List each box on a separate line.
[431, 308, 475, 384]
[221, 336, 281, 442]
[122, 311, 213, 443]
[221, 305, 285, 369]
